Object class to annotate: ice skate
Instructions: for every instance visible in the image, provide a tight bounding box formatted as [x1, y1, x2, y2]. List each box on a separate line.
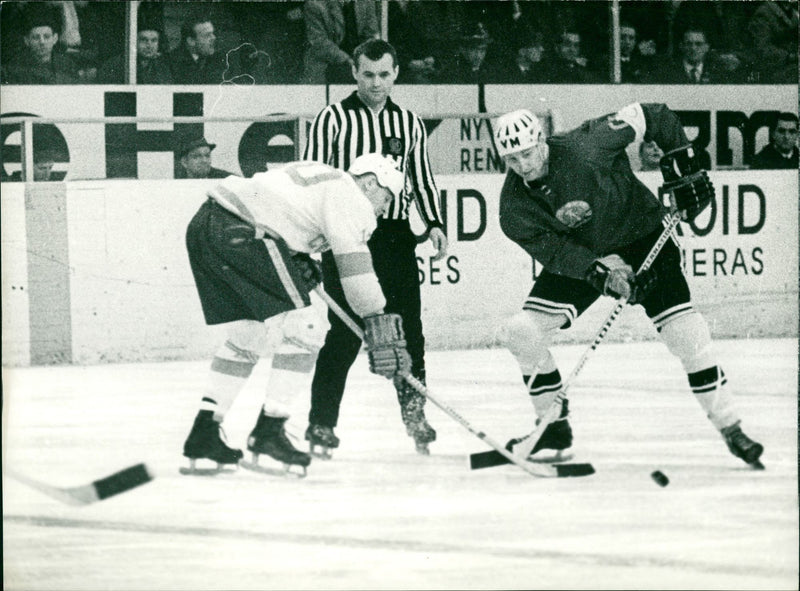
[305, 424, 340, 460]
[181, 410, 243, 475]
[507, 400, 574, 463]
[396, 380, 436, 455]
[240, 411, 311, 478]
[721, 422, 764, 469]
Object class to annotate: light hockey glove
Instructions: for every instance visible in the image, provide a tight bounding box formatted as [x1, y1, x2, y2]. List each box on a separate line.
[660, 145, 715, 221]
[291, 253, 323, 292]
[363, 313, 412, 379]
[585, 255, 635, 301]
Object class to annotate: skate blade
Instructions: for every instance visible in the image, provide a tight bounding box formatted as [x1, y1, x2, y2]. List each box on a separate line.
[749, 460, 765, 470]
[240, 453, 308, 479]
[308, 444, 334, 460]
[527, 450, 574, 464]
[179, 459, 238, 476]
[415, 442, 431, 455]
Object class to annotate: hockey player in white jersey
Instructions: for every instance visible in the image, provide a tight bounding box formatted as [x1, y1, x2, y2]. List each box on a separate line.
[181, 154, 410, 476]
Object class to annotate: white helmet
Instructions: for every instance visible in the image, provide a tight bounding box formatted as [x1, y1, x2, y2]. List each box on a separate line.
[494, 109, 545, 157]
[348, 154, 405, 199]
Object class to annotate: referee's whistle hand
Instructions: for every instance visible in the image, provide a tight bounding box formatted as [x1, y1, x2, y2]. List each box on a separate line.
[429, 227, 448, 261]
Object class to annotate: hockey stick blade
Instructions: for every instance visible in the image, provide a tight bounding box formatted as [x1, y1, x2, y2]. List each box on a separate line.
[7, 463, 153, 506]
[470, 449, 512, 470]
[473, 212, 683, 467]
[470, 449, 589, 474]
[313, 286, 588, 479]
[554, 463, 595, 477]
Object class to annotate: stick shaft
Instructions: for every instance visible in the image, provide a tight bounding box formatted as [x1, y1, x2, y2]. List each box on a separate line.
[312, 287, 560, 477]
[512, 212, 682, 459]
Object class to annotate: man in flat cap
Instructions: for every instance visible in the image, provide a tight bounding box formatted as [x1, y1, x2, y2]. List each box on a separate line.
[177, 136, 235, 179]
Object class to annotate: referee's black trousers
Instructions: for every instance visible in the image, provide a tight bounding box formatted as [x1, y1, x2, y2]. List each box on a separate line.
[309, 219, 425, 428]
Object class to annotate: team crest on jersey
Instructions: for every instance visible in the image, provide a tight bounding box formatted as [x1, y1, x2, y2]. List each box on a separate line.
[555, 201, 593, 228]
[386, 137, 403, 157]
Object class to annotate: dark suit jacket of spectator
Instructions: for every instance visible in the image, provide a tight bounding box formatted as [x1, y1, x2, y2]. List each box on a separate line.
[176, 166, 234, 179]
[97, 54, 173, 84]
[437, 53, 504, 84]
[168, 46, 226, 84]
[493, 60, 550, 84]
[750, 144, 799, 169]
[620, 52, 655, 83]
[540, 56, 602, 83]
[2, 51, 80, 84]
[644, 57, 739, 84]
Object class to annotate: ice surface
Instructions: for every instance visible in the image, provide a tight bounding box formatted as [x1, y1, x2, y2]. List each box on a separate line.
[3, 338, 797, 590]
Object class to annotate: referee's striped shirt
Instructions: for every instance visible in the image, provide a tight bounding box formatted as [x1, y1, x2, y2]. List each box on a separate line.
[303, 91, 444, 229]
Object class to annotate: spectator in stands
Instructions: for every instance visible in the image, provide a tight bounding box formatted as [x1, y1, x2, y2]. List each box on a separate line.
[97, 27, 172, 84]
[438, 21, 499, 84]
[748, 1, 798, 84]
[2, 9, 80, 84]
[645, 27, 737, 84]
[751, 113, 799, 170]
[619, 21, 654, 83]
[669, 0, 757, 81]
[5, 149, 58, 182]
[301, 0, 379, 84]
[388, 0, 455, 84]
[176, 136, 235, 179]
[169, 15, 226, 84]
[496, 25, 547, 83]
[227, 2, 305, 84]
[541, 29, 601, 83]
[638, 140, 664, 172]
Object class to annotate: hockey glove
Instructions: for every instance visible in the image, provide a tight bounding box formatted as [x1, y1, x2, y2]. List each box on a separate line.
[363, 313, 412, 379]
[291, 253, 323, 292]
[585, 255, 635, 300]
[660, 145, 715, 221]
[629, 267, 657, 305]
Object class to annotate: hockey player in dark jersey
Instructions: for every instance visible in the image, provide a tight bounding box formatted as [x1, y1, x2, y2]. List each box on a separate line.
[493, 104, 764, 468]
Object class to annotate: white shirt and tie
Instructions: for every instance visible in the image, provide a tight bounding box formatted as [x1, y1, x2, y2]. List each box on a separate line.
[685, 62, 703, 82]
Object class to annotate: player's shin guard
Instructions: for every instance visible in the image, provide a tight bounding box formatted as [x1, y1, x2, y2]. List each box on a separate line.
[660, 312, 739, 429]
[262, 343, 316, 417]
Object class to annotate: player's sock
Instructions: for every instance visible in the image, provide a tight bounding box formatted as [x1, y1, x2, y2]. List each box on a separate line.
[523, 369, 563, 419]
[688, 365, 739, 430]
[200, 339, 258, 420]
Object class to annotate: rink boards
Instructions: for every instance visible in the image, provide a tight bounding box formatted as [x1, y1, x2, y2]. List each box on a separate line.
[1, 170, 797, 366]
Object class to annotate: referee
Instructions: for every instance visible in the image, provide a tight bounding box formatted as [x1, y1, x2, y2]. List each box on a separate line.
[303, 39, 448, 456]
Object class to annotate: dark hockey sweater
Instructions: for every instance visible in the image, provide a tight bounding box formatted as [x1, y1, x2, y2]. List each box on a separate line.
[499, 103, 690, 280]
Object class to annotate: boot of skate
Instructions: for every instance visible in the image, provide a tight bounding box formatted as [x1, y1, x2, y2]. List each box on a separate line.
[247, 410, 311, 472]
[507, 399, 573, 463]
[396, 377, 436, 454]
[182, 410, 243, 472]
[721, 421, 764, 468]
[305, 424, 340, 459]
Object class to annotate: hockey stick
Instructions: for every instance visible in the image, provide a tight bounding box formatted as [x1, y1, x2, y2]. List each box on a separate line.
[470, 211, 683, 469]
[312, 286, 594, 478]
[6, 463, 154, 506]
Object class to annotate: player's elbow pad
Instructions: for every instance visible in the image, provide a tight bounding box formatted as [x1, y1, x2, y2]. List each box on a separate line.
[341, 275, 386, 319]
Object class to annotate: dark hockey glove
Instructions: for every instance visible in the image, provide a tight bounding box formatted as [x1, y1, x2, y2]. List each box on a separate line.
[660, 145, 715, 221]
[585, 255, 635, 300]
[291, 253, 323, 292]
[363, 313, 412, 379]
[628, 267, 657, 305]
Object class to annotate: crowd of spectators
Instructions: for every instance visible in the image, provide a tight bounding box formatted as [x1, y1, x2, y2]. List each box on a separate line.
[1, 1, 796, 86]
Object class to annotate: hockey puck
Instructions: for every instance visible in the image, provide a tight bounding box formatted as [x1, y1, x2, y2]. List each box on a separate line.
[650, 470, 669, 487]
